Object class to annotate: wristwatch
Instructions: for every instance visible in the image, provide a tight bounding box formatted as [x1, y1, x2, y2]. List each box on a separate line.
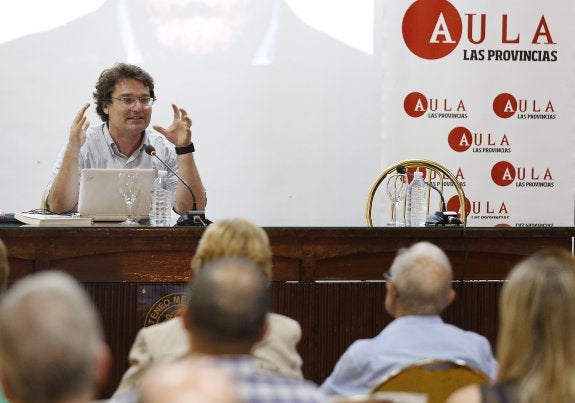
[175, 143, 195, 155]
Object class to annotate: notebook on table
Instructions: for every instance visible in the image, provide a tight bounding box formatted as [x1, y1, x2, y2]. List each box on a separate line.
[14, 212, 93, 227]
[78, 168, 156, 222]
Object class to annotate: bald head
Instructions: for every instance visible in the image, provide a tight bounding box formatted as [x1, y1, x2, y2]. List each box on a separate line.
[387, 242, 454, 316]
[185, 257, 270, 351]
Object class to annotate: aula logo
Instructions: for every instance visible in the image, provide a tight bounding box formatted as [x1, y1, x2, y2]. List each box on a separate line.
[492, 93, 556, 120]
[404, 92, 467, 118]
[402, 0, 557, 61]
[491, 161, 554, 188]
[448, 126, 511, 153]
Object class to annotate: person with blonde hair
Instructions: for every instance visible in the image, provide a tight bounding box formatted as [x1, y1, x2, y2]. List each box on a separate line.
[190, 218, 273, 278]
[113, 218, 303, 398]
[448, 247, 575, 403]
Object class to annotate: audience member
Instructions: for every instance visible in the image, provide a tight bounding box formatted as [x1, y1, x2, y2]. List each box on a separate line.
[114, 218, 303, 397]
[138, 357, 238, 403]
[0, 271, 110, 403]
[183, 257, 328, 402]
[321, 241, 498, 397]
[447, 247, 575, 403]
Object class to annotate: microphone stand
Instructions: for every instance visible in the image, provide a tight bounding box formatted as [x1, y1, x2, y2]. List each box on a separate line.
[145, 145, 210, 227]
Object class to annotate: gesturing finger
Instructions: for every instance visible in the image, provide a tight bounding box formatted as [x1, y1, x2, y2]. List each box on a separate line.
[74, 103, 90, 124]
[171, 103, 181, 120]
[172, 104, 192, 127]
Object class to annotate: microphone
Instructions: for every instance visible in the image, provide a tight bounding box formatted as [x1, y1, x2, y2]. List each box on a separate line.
[144, 144, 210, 227]
[396, 165, 461, 226]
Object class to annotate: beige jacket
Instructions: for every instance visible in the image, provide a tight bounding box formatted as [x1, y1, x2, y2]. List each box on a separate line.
[113, 312, 303, 395]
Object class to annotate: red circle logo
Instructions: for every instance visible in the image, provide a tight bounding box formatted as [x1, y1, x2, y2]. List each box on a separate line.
[493, 93, 517, 118]
[402, 0, 462, 60]
[446, 195, 470, 217]
[404, 92, 428, 117]
[491, 161, 516, 186]
[448, 126, 472, 152]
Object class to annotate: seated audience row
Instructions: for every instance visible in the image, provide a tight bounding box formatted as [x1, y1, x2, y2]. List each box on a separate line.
[0, 221, 328, 403]
[1, 225, 574, 403]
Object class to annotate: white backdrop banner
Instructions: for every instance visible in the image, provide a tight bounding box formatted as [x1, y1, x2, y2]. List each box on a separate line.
[380, 0, 575, 227]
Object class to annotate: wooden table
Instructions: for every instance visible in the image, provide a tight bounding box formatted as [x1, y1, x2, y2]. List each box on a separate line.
[1, 226, 572, 397]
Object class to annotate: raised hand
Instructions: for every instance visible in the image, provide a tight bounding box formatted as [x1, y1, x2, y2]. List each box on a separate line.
[69, 103, 90, 150]
[152, 104, 192, 147]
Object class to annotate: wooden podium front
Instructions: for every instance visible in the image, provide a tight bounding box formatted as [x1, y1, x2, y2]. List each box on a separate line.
[0, 226, 572, 398]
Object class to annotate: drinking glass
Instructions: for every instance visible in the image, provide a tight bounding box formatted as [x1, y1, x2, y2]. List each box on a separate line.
[386, 173, 408, 226]
[118, 172, 141, 226]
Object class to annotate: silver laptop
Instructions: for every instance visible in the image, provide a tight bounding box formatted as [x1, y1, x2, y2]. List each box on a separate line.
[78, 168, 156, 222]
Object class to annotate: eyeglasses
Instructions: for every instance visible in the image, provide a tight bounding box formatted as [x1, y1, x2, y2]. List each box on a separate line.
[110, 96, 155, 107]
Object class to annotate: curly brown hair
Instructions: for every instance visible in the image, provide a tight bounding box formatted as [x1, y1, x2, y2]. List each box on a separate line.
[93, 63, 155, 122]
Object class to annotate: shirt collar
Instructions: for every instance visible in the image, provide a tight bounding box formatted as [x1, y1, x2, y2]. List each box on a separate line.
[102, 124, 148, 157]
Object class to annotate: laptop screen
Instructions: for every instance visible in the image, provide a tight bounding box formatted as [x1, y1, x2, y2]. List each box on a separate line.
[78, 168, 156, 221]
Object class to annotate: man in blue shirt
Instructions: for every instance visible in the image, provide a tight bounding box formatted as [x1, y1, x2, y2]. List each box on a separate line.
[321, 241, 498, 397]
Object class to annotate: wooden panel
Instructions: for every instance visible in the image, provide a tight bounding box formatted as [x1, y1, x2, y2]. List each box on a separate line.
[83, 282, 140, 397]
[1, 227, 572, 281]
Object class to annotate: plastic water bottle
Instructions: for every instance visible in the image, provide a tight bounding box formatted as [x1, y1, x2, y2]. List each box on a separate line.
[150, 170, 171, 227]
[407, 171, 427, 227]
